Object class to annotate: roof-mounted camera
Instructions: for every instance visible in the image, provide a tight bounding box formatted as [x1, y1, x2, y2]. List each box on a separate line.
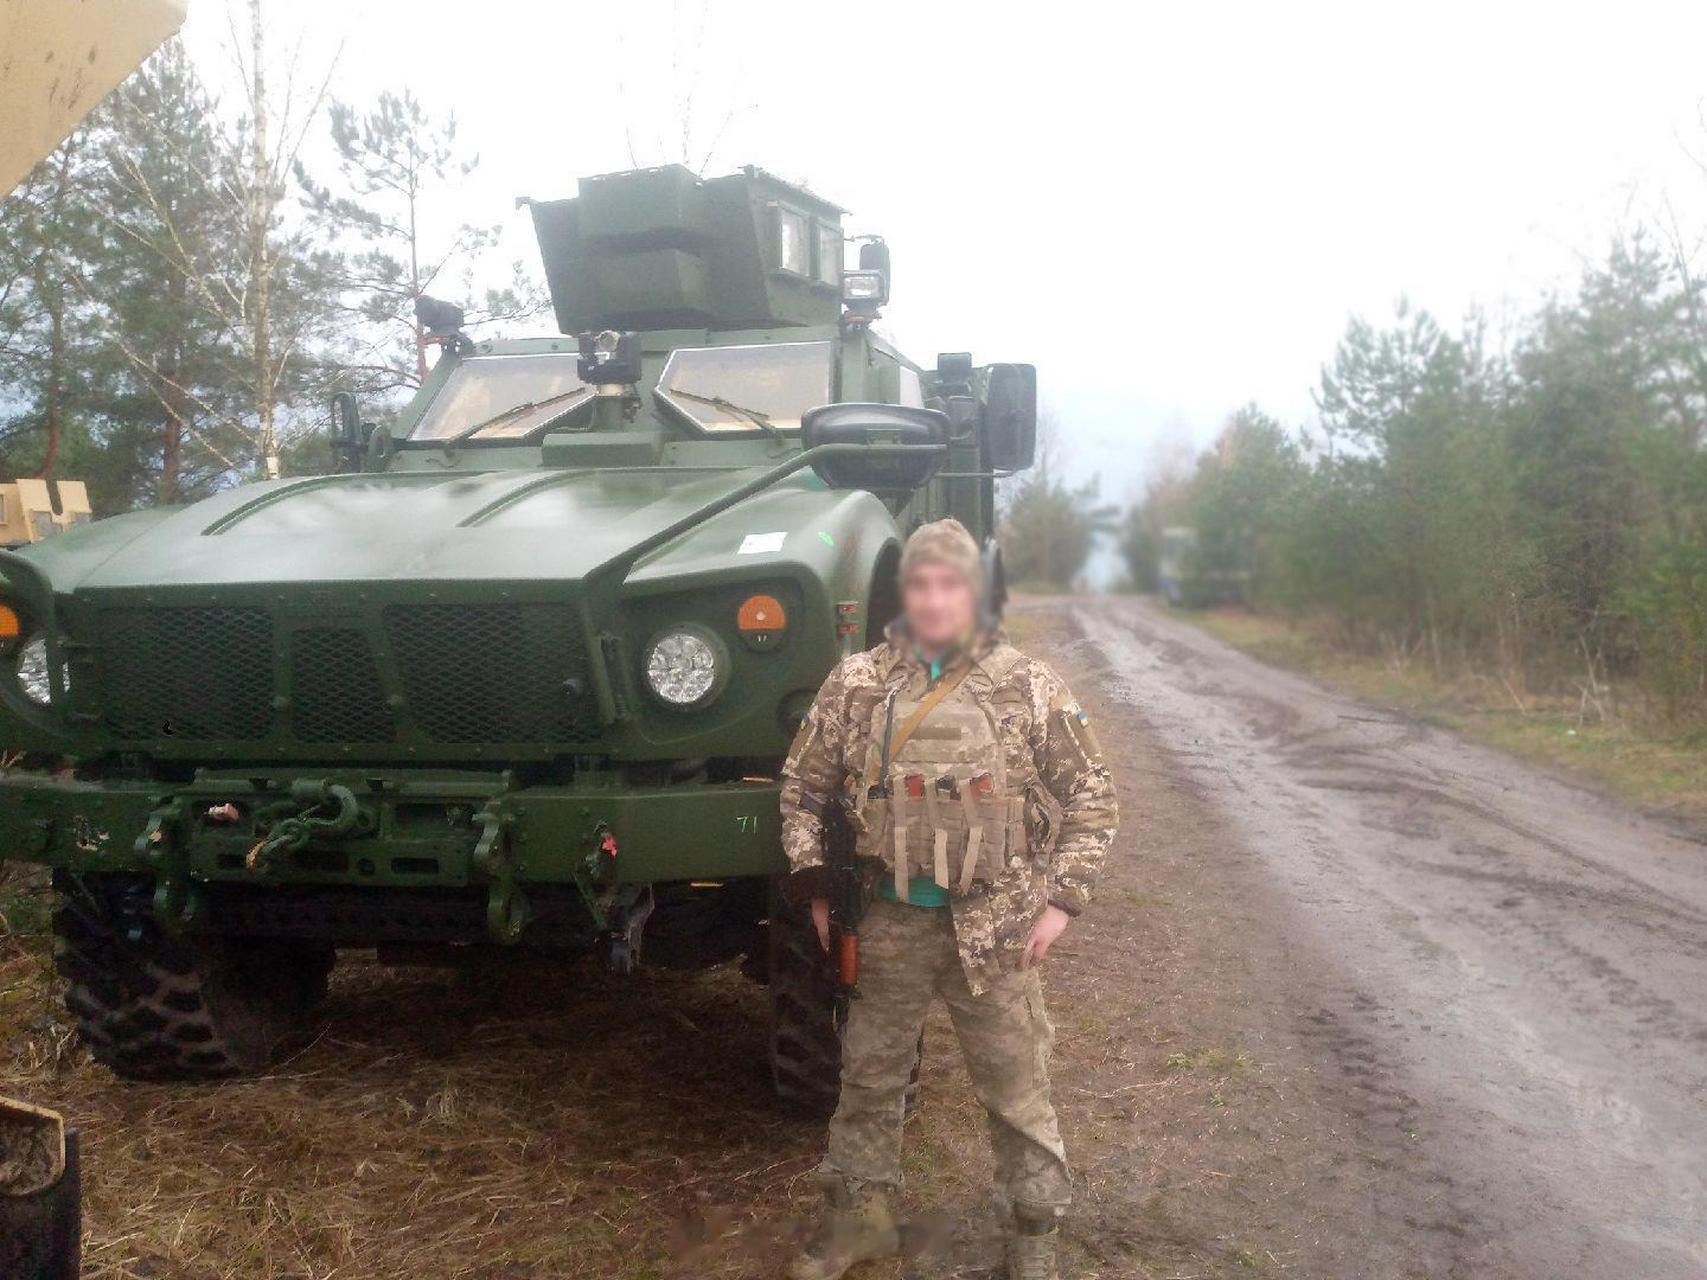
[576, 330, 643, 387]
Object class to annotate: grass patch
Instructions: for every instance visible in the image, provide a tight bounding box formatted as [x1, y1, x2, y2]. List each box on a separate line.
[1163, 1047, 1254, 1075]
[1181, 606, 1707, 820]
[1006, 580, 1073, 597]
[0, 895, 51, 935]
[0, 862, 52, 935]
[1001, 611, 1041, 649]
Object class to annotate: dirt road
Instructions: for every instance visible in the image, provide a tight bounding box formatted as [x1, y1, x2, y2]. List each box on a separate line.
[4, 593, 1705, 1278]
[1062, 594, 1707, 1279]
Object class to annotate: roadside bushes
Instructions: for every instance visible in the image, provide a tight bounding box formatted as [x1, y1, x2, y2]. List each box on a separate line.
[1125, 238, 1707, 731]
[999, 418, 1119, 590]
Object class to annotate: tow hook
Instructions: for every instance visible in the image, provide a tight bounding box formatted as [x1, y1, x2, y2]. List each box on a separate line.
[607, 885, 655, 976]
[472, 798, 530, 944]
[245, 780, 362, 874]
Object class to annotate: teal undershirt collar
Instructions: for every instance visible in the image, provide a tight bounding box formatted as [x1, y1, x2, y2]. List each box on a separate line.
[880, 876, 952, 908]
[915, 646, 957, 682]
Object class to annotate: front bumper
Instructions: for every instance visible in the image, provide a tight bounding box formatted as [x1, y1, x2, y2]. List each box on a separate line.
[0, 768, 783, 941]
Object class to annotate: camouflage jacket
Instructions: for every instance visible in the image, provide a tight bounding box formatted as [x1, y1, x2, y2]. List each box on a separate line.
[780, 626, 1118, 994]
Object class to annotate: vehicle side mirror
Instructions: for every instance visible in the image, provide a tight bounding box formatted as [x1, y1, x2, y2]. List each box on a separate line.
[328, 392, 364, 469]
[801, 403, 948, 490]
[983, 363, 1037, 471]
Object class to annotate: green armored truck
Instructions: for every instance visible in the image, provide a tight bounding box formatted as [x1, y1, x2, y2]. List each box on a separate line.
[0, 164, 1035, 1109]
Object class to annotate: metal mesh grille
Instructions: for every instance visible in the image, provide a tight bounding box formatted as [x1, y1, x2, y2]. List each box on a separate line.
[384, 603, 598, 744]
[290, 628, 396, 743]
[100, 607, 275, 741]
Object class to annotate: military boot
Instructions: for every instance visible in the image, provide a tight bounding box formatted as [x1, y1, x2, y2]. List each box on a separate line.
[1006, 1207, 1062, 1280]
[787, 1177, 901, 1280]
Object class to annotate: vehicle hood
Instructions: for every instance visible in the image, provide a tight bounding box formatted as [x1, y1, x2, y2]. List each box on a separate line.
[23, 466, 873, 593]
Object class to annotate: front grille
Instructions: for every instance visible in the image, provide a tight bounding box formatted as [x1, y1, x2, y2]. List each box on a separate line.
[100, 606, 275, 740]
[291, 628, 395, 743]
[384, 603, 599, 743]
[93, 599, 600, 751]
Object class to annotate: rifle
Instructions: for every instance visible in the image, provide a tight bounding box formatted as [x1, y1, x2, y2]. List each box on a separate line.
[822, 795, 864, 1031]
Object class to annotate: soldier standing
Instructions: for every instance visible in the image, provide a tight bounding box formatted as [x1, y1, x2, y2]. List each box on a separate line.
[779, 518, 1118, 1280]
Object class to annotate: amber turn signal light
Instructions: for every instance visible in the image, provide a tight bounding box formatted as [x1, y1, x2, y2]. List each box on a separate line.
[0, 604, 21, 640]
[737, 594, 787, 651]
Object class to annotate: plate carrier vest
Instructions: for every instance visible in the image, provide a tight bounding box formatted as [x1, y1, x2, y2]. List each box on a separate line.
[853, 650, 1030, 901]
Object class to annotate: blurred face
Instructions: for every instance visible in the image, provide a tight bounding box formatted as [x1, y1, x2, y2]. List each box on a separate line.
[902, 561, 978, 655]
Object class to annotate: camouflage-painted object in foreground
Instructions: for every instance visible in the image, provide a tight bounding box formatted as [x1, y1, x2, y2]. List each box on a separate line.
[0, 164, 1038, 1106]
[0, 479, 92, 548]
[0, 1095, 79, 1279]
[780, 627, 1118, 994]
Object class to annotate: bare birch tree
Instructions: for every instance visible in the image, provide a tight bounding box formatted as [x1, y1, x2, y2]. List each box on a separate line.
[220, 0, 341, 478]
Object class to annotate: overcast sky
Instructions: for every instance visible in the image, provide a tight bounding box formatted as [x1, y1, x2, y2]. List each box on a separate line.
[185, 0, 1707, 507]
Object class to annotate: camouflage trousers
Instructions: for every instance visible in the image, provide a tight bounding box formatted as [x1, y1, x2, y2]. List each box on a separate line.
[821, 896, 1071, 1215]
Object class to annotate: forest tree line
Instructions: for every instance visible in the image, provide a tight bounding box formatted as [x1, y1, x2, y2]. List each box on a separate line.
[1120, 239, 1707, 728]
[0, 21, 540, 517]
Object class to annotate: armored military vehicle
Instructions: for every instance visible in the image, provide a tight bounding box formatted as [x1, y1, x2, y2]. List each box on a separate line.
[0, 163, 1036, 1109]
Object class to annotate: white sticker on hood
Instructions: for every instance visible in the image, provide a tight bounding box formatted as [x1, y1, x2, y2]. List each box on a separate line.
[738, 531, 788, 555]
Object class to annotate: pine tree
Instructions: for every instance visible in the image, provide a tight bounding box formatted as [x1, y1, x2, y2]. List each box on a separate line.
[300, 89, 544, 398]
[93, 40, 251, 506]
[0, 130, 103, 482]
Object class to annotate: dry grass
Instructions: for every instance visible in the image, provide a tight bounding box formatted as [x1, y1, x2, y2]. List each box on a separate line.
[4, 928, 810, 1279]
[1182, 605, 1707, 822]
[0, 908, 1037, 1280]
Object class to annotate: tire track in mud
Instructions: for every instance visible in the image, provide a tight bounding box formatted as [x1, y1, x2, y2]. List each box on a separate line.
[1073, 596, 1707, 1280]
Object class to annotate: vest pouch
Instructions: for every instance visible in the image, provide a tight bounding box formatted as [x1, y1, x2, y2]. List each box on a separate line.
[888, 772, 1016, 895]
[919, 774, 968, 889]
[958, 774, 1014, 891]
[853, 792, 891, 862]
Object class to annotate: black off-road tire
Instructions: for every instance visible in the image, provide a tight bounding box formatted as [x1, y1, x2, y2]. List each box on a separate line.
[768, 889, 844, 1116]
[52, 872, 333, 1080]
[766, 885, 921, 1118]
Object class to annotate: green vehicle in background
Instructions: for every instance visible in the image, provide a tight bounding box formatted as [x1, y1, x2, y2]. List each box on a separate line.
[1158, 525, 1250, 609]
[0, 164, 1036, 1110]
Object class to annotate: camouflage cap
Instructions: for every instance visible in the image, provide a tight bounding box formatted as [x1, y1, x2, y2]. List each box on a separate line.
[899, 518, 982, 595]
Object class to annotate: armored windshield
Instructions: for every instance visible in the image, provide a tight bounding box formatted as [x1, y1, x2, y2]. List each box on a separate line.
[409, 353, 593, 442]
[655, 341, 832, 433]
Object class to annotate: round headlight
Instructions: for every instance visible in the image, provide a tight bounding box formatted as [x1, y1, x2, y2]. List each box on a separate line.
[643, 626, 725, 708]
[15, 635, 53, 705]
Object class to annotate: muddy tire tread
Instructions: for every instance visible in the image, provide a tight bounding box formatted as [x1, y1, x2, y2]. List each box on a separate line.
[52, 873, 331, 1081]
